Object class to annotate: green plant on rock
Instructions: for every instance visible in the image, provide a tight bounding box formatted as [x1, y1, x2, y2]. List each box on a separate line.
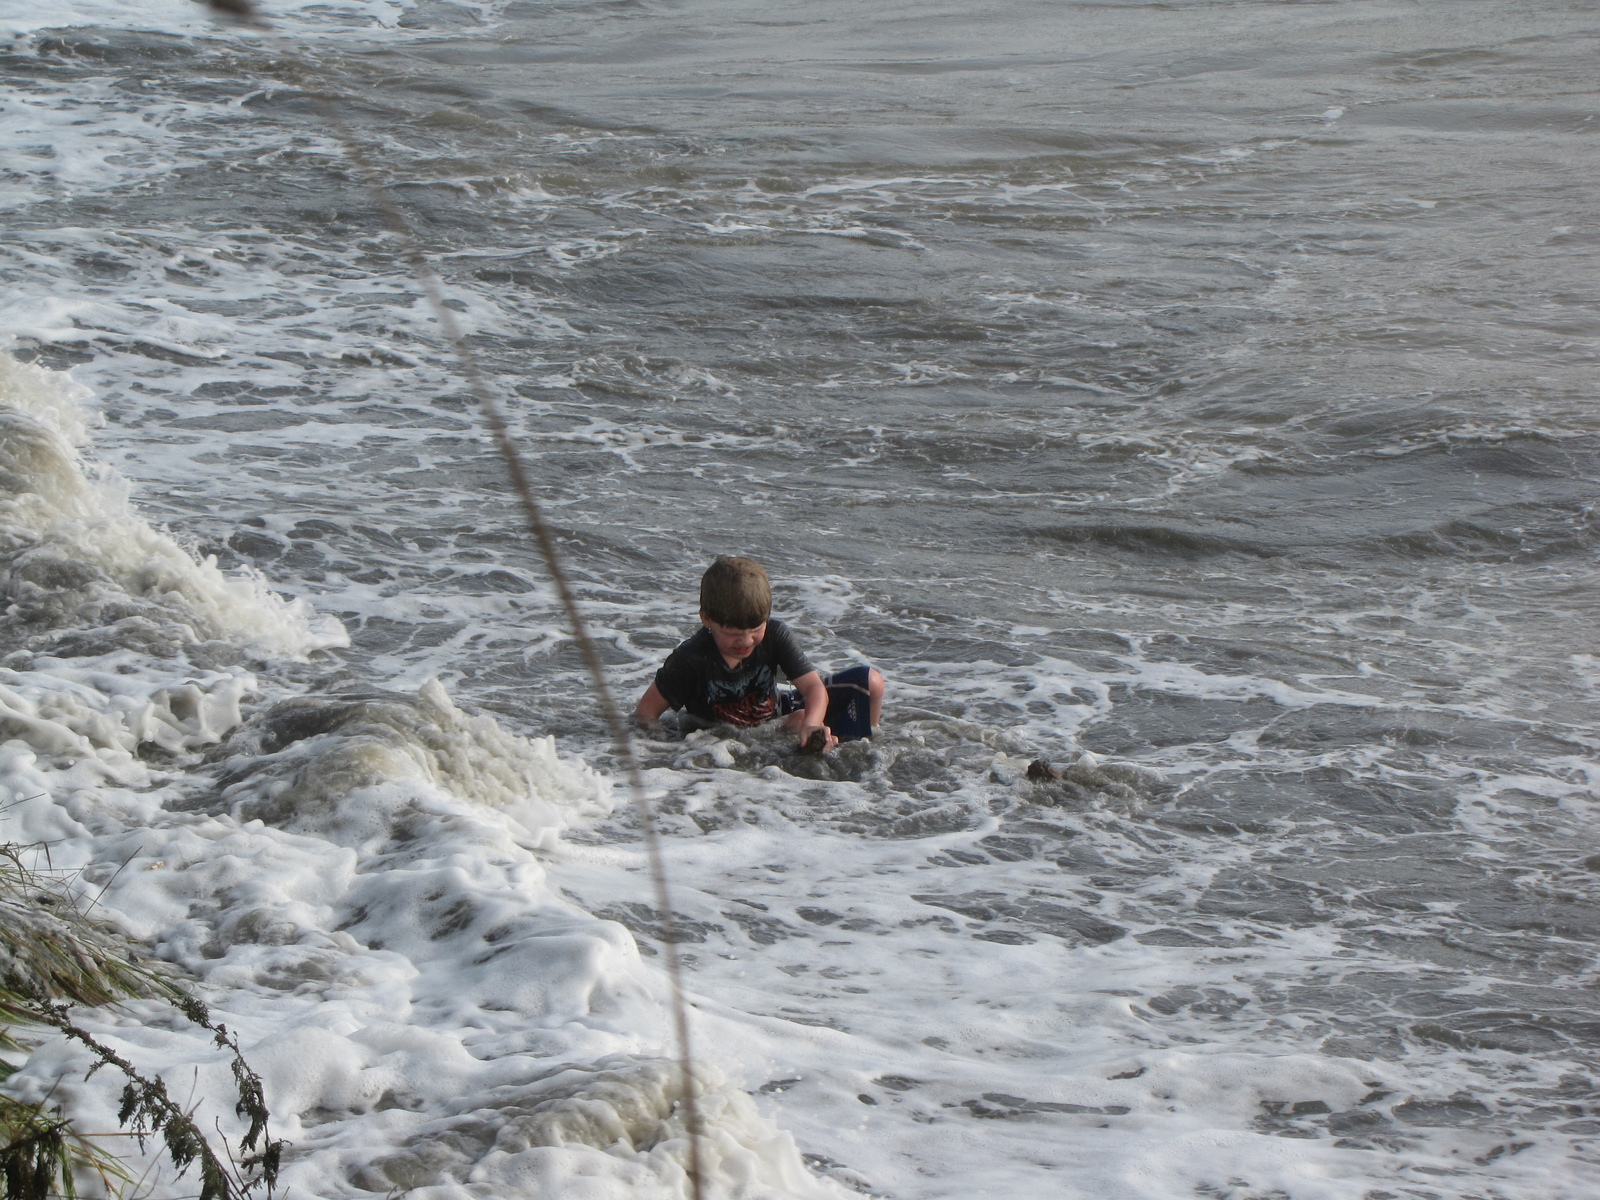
[0, 844, 282, 1200]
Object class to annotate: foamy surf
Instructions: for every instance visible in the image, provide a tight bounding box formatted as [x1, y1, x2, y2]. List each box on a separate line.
[0, 356, 848, 1199]
[6, 1, 1600, 1196]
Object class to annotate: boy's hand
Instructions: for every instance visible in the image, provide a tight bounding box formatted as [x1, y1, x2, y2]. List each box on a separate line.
[790, 670, 834, 752]
[800, 724, 838, 753]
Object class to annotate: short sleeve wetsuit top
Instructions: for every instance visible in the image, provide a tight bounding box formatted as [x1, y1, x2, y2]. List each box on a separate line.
[653, 618, 816, 727]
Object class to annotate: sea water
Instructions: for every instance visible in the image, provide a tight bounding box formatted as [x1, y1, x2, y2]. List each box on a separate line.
[1, 1, 1597, 1197]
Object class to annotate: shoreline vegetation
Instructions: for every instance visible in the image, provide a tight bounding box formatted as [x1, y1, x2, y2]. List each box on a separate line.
[0, 841, 282, 1200]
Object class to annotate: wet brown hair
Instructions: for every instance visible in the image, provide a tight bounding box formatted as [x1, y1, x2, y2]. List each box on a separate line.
[699, 556, 771, 628]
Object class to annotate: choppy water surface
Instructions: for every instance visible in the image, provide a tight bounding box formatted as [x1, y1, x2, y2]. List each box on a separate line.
[2, 1, 1598, 1197]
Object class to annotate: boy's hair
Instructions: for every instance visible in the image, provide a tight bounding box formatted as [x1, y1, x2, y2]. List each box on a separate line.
[700, 557, 771, 629]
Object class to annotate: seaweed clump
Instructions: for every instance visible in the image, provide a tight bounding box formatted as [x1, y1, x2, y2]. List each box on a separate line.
[0, 843, 282, 1200]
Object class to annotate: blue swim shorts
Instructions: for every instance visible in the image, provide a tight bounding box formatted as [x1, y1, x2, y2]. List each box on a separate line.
[778, 664, 875, 742]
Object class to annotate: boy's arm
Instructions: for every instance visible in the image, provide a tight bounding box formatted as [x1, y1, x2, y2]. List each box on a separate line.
[790, 670, 838, 750]
[633, 682, 672, 727]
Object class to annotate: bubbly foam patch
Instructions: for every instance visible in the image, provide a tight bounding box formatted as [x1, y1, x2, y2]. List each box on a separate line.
[215, 678, 607, 843]
[355, 1059, 840, 1200]
[0, 658, 246, 761]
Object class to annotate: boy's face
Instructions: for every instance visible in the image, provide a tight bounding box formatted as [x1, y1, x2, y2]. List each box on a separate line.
[700, 613, 767, 663]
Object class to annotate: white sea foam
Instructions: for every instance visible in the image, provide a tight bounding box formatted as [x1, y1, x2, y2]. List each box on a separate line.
[1, 670, 848, 1200]
[0, 658, 245, 759]
[19, 754, 841, 1198]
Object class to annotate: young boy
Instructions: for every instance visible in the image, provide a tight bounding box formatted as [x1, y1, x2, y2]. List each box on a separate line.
[633, 556, 885, 750]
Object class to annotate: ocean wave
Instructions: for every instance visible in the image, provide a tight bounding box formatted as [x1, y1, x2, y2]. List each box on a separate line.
[0, 353, 347, 658]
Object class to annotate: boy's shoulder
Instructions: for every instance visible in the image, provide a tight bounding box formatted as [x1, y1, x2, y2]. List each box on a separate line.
[668, 626, 717, 659]
[763, 616, 800, 648]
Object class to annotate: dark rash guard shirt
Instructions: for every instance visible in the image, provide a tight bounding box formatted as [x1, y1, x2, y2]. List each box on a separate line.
[653, 618, 816, 726]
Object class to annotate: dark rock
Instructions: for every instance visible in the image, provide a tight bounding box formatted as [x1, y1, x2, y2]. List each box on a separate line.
[1026, 759, 1060, 782]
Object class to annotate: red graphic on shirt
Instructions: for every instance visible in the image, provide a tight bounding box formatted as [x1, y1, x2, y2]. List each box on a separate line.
[711, 691, 779, 727]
